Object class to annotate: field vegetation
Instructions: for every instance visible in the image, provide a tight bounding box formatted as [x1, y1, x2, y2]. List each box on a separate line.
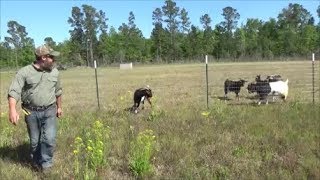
[0, 61, 319, 179]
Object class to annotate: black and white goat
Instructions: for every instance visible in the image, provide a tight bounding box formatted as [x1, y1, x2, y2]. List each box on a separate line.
[132, 86, 153, 113]
[224, 79, 247, 100]
[247, 78, 289, 105]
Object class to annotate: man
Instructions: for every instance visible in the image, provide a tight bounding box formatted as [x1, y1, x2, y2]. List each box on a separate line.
[8, 44, 63, 171]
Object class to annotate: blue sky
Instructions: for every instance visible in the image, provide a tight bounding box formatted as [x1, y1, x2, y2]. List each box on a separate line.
[1, 0, 319, 47]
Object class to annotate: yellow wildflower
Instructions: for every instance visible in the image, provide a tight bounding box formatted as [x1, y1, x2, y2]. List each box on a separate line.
[94, 120, 103, 128]
[87, 146, 93, 151]
[73, 150, 79, 155]
[201, 111, 210, 117]
[98, 141, 104, 146]
[75, 137, 82, 142]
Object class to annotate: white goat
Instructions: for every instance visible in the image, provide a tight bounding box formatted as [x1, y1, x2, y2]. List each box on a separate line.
[269, 79, 289, 101]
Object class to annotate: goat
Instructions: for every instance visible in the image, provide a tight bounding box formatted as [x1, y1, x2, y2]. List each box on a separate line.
[224, 79, 247, 100]
[266, 74, 283, 82]
[132, 86, 153, 113]
[247, 79, 289, 105]
[255, 75, 265, 83]
[256, 74, 282, 82]
[269, 79, 289, 100]
[247, 81, 271, 105]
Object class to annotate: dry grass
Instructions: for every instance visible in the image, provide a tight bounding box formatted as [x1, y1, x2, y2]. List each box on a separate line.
[0, 61, 319, 179]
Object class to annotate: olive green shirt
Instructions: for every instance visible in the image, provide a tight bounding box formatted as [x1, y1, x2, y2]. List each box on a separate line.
[8, 64, 62, 106]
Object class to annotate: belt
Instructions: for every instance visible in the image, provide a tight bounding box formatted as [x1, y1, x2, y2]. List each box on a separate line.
[22, 103, 54, 111]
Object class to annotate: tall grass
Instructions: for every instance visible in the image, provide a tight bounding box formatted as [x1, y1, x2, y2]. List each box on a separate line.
[0, 61, 319, 179]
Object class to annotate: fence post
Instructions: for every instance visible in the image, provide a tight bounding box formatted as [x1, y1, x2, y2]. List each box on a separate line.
[312, 53, 315, 104]
[205, 55, 209, 109]
[94, 60, 101, 109]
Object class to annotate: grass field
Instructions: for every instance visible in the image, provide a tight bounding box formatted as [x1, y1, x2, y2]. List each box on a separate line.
[0, 61, 319, 179]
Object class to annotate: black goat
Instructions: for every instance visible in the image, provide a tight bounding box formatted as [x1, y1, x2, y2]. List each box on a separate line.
[132, 86, 153, 113]
[224, 79, 247, 100]
[247, 81, 271, 105]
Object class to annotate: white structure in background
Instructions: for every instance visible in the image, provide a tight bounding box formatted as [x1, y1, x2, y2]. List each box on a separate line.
[120, 62, 133, 69]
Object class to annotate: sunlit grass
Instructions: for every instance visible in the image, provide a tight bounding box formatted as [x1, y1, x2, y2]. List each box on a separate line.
[0, 61, 319, 179]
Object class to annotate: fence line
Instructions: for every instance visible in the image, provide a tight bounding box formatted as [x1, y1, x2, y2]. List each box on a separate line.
[58, 58, 319, 109]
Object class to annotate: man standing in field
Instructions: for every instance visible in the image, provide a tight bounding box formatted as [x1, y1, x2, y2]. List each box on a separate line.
[7, 44, 63, 172]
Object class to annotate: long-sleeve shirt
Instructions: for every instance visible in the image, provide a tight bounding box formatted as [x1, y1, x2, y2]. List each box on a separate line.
[8, 64, 62, 107]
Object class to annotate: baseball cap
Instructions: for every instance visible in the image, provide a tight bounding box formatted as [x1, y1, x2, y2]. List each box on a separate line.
[35, 44, 60, 57]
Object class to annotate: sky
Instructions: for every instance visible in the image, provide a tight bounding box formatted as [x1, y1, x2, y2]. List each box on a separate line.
[1, 0, 319, 47]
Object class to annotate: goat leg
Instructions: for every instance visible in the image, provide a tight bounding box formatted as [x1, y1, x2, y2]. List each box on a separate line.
[133, 102, 140, 113]
[147, 97, 152, 108]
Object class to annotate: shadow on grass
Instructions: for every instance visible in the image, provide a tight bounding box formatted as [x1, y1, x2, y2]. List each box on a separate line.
[226, 101, 279, 107]
[245, 95, 259, 100]
[214, 95, 280, 106]
[216, 96, 232, 101]
[124, 106, 134, 113]
[0, 142, 36, 170]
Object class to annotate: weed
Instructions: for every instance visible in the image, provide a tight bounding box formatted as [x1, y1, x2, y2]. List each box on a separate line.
[232, 146, 246, 158]
[214, 165, 230, 179]
[210, 101, 228, 122]
[129, 129, 157, 177]
[72, 120, 111, 179]
[0, 120, 14, 147]
[147, 96, 165, 121]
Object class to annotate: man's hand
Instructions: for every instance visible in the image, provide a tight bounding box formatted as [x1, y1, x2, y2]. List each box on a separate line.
[56, 95, 62, 118]
[8, 96, 19, 125]
[9, 109, 19, 125]
[56, 107, 63, 118]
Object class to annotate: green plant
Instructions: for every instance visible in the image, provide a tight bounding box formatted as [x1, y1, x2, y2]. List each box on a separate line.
[119, 90, 133, 109]
[73, 136, 84, 177]
[72, 120, 111, 179]
[0, 113, 14, 146]
[129, 129, 157, 177]
[210, 101, 228, 122]
[147, 96, 165, 121]
[214, 165, 230, 179]
[232, 146, 246, 158]
[147, 108, 164, 121]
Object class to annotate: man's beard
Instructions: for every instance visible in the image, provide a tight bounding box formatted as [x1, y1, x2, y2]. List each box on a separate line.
[41, 61, 54, 71]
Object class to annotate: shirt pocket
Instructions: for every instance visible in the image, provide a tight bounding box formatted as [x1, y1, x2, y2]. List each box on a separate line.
[25, 76, 41, 87]
[47, 76, 58, 87]
[48, 76, 58, 82]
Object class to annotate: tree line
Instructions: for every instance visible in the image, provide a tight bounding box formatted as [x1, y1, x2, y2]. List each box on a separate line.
[1, 0, 320, 68]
